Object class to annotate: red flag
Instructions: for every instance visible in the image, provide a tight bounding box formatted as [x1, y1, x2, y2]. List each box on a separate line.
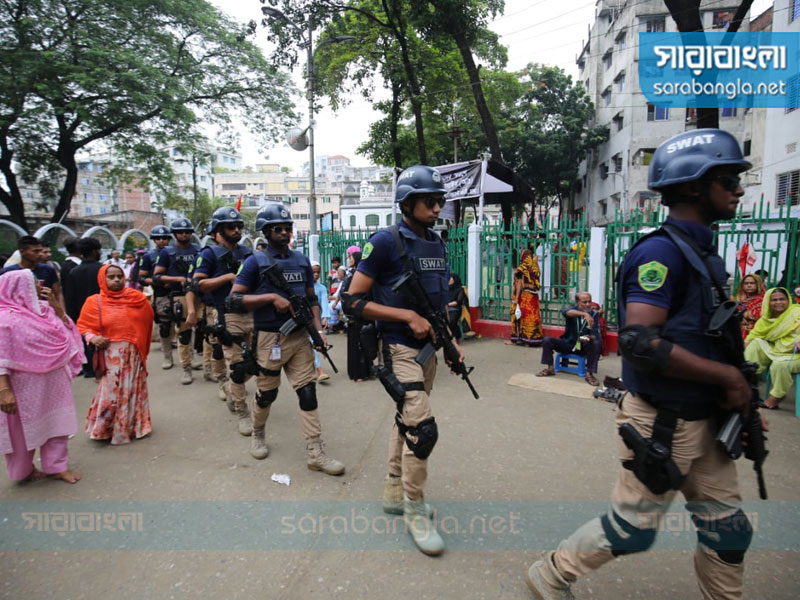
[737, 239, 756, 277]
[236, 195, 242, 212]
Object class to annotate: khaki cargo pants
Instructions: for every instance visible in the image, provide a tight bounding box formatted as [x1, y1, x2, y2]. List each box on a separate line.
[552, 393, 745, 600]
[220, 312, 261, 407]
[254, 328, 320, 443]
[387, 343, 437, 502]
[155, 295, 196, 368]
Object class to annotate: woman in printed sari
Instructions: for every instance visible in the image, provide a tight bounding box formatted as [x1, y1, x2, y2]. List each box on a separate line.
[744, 287, 800, 409]
[0, 270, 84, 483]
[734, 273, 765, 340]
[77, 265, 154, 444]
[508, 248, 543, 346]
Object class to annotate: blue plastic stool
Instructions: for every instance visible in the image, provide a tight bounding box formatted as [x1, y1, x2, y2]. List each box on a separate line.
[554, 352, 587, 377]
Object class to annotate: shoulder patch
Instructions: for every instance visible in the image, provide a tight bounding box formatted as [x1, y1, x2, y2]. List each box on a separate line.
[362, 242, 374, 259]
[638, 261, 668, 292]
[196, 257, 202, 268]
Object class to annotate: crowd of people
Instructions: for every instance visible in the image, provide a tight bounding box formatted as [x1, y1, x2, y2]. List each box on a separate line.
[0, 130, 798, 598]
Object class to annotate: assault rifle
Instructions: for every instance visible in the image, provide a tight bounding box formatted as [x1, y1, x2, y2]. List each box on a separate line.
[709, 300, 769, 499]
[258, 263, 338, 373]
[392, 270, 479, 399]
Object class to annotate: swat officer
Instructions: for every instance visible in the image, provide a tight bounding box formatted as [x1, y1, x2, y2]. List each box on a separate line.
[342, 165, 464, 556]
[138, 225, 173, 369]
[153, 218, 201, 385]
[228, 202, 344, 474]
[186, 207, 254, 436]
[525, 129, 763, 600]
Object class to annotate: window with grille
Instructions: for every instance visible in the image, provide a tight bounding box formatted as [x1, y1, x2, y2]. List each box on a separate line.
[776, 170, 799, 206]
[647, 103, 669, 121]
[365, 214, 379, 227]
[645, 17, 665, 32]
[602, 87, 611, 107]
[613, 154, 623, 173]
[616, 31, 626, 50]
[600, 164, 609, 179]
[386, 214, 393, 226]
[791, 0, 800, 23]
[721, 107, 737, 117]
[349, 215, 356, 227]
[603, 51, 613, 71]
[786, 75, 799, 113]
[615, 72, 625, 92]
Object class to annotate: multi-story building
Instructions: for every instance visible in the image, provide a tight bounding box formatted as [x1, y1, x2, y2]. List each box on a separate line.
[762, 0, 800, 209]
[214, 164, 344, 234]
[572, 0, 753, 224]
[307, 154, 392, 182]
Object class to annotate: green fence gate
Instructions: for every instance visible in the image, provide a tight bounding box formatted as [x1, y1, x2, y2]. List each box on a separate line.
[480, 215, 590, 326]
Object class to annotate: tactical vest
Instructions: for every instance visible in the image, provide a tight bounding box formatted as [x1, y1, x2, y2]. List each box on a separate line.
[619, 225, 731, 417]
[141, 249, 168, 297]
[164, 244, 200, 293]
[205, 243, 253, 308]
[251, 248, 309, 331]
[372, 224, 448, 346]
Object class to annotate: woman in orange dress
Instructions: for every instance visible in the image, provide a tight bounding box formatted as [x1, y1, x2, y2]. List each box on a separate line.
[509, 249, 543, 346]
[77, 265, 154, 445]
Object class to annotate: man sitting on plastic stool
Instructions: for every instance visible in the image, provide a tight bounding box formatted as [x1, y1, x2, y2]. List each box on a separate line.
[537, 291, 602, 386]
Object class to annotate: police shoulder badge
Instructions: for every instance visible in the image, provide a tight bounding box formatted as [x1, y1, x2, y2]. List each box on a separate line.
[361, 242, 373, 259]
[638, 261, 668, 292]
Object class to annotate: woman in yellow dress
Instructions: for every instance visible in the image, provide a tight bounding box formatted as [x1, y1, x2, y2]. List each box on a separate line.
[508, 249, 543, 346]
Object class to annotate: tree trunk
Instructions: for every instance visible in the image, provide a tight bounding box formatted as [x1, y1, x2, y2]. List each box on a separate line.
[51, 145, 78, 224]
[453, 31, 503, 162]
[390, 81, 403, 168]
[0, 136, 28, 230]
[664, 0, 721, 129]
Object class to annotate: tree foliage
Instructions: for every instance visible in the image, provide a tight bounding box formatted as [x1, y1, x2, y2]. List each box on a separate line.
[501, 64, 606, 211]
[0, 0, 298, 230]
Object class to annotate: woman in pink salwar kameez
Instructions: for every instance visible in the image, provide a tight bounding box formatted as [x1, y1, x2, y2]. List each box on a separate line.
[0, 270, 85, 483]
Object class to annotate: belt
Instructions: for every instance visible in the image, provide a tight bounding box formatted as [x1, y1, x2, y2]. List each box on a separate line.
[636, 393, 716, 421]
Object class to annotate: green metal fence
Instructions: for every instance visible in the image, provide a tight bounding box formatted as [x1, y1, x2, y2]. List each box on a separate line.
[317, 228, 380, 284]
[604, 200, 800, 329]
[479, 215, 590, 326]
[445, 224, 469, 284]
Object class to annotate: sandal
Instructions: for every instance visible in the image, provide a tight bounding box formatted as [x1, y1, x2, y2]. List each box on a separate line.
[585, 374, 599, 386]
[536, 368, 555, 377]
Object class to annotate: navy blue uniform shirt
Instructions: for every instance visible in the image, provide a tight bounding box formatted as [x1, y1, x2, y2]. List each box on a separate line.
[357, 220, 449, 347]
[621, 216, 714, 311]
[0, 263, 58, 288]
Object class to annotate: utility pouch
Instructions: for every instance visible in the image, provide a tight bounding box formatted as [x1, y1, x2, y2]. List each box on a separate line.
[619, 416, 685, 495]
[375, 365, 408, 406]
[359, 323, 379, 364]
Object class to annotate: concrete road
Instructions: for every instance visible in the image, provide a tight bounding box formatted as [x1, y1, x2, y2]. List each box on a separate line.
[2, 335, 799, 599]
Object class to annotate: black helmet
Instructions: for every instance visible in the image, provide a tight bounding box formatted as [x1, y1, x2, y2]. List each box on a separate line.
[395, 165, 445, 204]
[170, 217, 195, 233]
[648, 128, 751, 191]
[256, 202, 293, 232]
[149, 225, 171, 239]
[210, 206, 244, 233]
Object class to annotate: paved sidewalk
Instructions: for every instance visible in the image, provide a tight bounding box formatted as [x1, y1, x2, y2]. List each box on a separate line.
[2, 335, 799, 599]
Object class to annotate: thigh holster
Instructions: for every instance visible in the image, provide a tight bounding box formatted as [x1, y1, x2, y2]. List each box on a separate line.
[619, 410, 685, 495]
[396, 416, 438, 460]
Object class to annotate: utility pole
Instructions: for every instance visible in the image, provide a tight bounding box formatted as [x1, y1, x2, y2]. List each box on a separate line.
[446, 106, 467, 163]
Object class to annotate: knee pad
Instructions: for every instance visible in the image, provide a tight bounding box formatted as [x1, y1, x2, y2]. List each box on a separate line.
[601, 510, 658, 556]
[402, 416, 438, 460]
[296, 382, 317, 411]
[178, 329, 192, 345]
[212, 343, 224, 360]
[159, 323, 172, 338]
[692, 509, 753, 565]
[255, 388, 278, 408]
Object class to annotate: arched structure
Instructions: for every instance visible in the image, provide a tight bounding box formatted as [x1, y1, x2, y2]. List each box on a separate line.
[33, 223, 79, 251]
[240, 235, 254, 249]
[82, 226, 119, 253]
[119, 228, 152, 251]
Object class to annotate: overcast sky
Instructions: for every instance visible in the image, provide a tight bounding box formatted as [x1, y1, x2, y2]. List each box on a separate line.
[212, 0, 771, 172]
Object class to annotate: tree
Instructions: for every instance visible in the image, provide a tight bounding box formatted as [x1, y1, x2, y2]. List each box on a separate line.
[663, 0, 755, 129]
[0, 0, 298, 230]
[501, 64, 606, 214]
[409, 0, 506, 162]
